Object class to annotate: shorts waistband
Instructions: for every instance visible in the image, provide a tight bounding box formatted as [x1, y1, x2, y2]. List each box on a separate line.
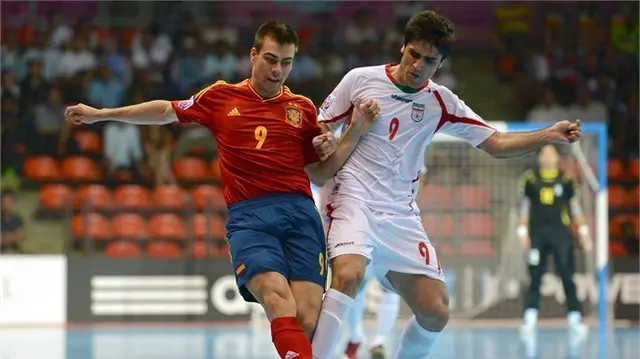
[228, 193, 312, 213]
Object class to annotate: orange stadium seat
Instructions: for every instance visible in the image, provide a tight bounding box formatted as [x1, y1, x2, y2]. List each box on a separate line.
[114, 185, 150, 209]
[417, 185, 453, 211]
[111, 213, 148, 240]
[461, 213, 495, 238]
[39, 184, 73, 210]
[174, 157, 209, 181]
[611, 214, 640, 238]
[61, 156, 100, 180]
[149, 214, 187, 240]
[211, 214, 227, 239]
[608, 185, 628, 209]
[629, 158, 639, 179]
[456, 185, 491, 210]
[191, 185, 226, 210]
[609, 240, 628, 258]
[153, 185, 188, 209]
[146, 241, 182, 258]
[608, 158, 626, 180]
[210, 158, 221, 179]
[24, 156, 60, 180]
[106, 241, 142, 258]
[188, 241, 215, 259]
[75, 185, 112, 209]
[193, 214, 210, 240]
[73, 213, 111, 240]
[421, 214, 454, 238]
[73, 131, 102, 153]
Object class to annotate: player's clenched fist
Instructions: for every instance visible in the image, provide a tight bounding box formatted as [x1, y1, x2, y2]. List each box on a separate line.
[312, 132, 336, 161]
[65, 103, 101, 125]
[350, 97, 380, 133]
[547, 119, 582, 144]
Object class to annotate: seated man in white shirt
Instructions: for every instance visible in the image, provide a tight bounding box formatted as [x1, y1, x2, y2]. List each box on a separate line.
[103, 122, 150, 182]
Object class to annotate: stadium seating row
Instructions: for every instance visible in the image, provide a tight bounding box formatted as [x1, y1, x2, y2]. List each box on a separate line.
[609, 185, 639, 209]
[40, 184, 226, 211]
[103, 240, 231, 259]
[608, 158, 640, 180]
[25, 156, 222, 181]
[72, 213, 226, 240]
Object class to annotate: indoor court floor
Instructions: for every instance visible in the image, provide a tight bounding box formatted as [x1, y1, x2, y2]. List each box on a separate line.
[0, 324, 638, 359]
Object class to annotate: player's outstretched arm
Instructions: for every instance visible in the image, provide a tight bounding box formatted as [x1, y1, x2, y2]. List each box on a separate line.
[306, 99, 380, 186]
[65, 101, 178, 126]
[478, 120, 582, 158]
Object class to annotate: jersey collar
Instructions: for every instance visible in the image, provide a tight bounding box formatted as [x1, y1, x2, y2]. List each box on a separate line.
[385, 63, 430, 94]
[247, 79, 284, 102]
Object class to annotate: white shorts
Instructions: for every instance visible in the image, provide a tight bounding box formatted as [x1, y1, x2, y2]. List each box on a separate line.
[326, 200, 445, 293]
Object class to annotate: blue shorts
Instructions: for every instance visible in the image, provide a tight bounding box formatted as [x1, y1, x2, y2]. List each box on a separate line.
[226, 193, 327, 303]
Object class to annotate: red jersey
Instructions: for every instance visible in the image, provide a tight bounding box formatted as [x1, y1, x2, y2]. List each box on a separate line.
[171, 80, 322, 206]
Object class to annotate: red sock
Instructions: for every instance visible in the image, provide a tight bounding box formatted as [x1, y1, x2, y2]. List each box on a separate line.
[270, 316, 313, 359]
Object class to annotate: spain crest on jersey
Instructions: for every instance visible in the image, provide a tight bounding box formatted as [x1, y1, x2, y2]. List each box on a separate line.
[285, 107, 303, 128]
[411, 102, 425, 122]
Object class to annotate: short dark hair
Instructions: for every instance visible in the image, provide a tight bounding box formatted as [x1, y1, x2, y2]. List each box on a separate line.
[404, 10, 456, 57]
[253, 21, 299, 52]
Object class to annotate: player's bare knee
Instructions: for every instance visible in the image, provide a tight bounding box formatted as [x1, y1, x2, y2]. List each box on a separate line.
[261, 285, 296, 319]
[330, 255, 366, 297]
[249, 273, 296, 319]
[414, 293, 450, 332]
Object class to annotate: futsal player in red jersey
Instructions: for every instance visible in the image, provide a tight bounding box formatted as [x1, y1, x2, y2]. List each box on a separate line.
[65, 21, 380, 359]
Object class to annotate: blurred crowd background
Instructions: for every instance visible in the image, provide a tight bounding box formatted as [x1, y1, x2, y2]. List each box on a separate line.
[0, 1, 638, 259]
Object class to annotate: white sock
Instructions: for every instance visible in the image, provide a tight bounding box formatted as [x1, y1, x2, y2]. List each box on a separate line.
[524, 308, 538, 328]
[347, 288, 367, 343]
[567, 311, 582, 327]
[312, 289, 355, 359]
[394, 316, 440, 359]
[370, 291, 400, 348]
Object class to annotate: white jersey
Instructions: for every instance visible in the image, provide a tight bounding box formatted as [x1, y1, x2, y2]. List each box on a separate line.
[318, 64, 496, 215]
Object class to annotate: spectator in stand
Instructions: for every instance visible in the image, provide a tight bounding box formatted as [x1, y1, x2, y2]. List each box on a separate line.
[610, 5, 639, 57]
[87, 64, 124, 109]
[19, 60, 51, 112]
[568, 85, 608, 123]
[526, 87, 569, 123]
[103, 120, 149, 183]
[202, 40, 237, 83]
[1, 70, 20, 99]
[30, 87, 69, 154]
[344, 10, 378, 46]
[47, 9, 73, 49]
[101, 38, 132, 84]
[58, 39, 97, 78]
[0, 190, 26, 253]
[130, 24, 173, 71]
[201, 10, 238, 48]
[1, 94, 26, 178]
[1, 32, 20, 76]
[171, 36, 201, 94]
[313, 14, 342, 53]
[144, 125, 176, 186]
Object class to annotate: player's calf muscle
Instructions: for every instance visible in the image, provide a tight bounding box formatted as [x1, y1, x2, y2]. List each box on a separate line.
[248, 271, 297, 320]
[330, 254, 367, 298]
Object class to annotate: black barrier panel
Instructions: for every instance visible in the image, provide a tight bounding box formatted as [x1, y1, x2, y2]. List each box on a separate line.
[613, 257, 640, 321]
[67, 258, 251, 323]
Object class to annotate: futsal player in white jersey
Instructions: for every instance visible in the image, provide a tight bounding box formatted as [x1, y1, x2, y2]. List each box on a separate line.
[311, 10, 583, 359]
